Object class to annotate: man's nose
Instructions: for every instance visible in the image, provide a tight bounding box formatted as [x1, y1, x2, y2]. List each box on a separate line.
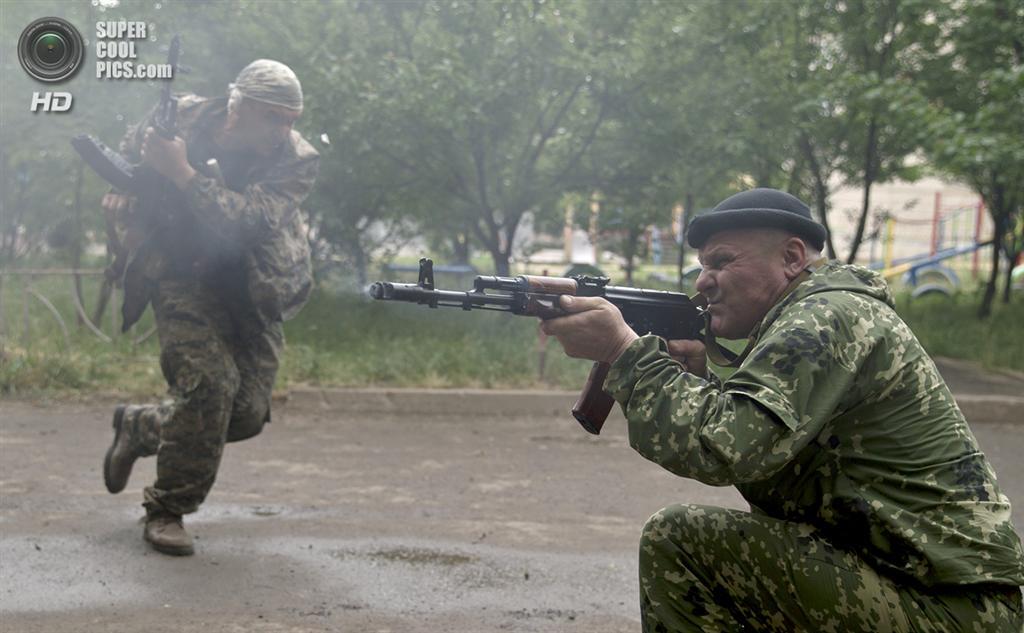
[695, 269, 712, 294]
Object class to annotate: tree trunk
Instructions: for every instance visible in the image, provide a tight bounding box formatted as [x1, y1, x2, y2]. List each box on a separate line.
[92, 278, 113, 328]
[1003, 252, 1015, 304]
[476, 231, 507, 275]
[979, 237, 999, 319]
[451, 232, 470, 265]
[978, 204, 1005, 319]
[589, 195, 602, 270]
[677, 193, 694, 291]
[623, 227, 640, 286]
[71, 162, 86, 326]
[0, 274, 6, 339]
[492, 250, 511, 276]
[847, 115, 879, 264]
[1000, 210, 1021, 304]
[354, 242, 368, 287]
[91, 227, 118, 327]
[467, 205, 508, 275]
[798, 133, 837, 259]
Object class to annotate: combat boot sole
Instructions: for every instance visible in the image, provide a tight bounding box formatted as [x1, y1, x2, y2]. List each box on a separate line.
[103, 405, 138, 494]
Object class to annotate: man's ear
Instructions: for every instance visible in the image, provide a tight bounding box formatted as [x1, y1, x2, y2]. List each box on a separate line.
[223, 108, 239, 132]
[781, 237, 809, 280]
[225, 97, 248, 132]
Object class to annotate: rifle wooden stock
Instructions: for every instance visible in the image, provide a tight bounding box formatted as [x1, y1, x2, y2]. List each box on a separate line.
[572, 362, 614, 435]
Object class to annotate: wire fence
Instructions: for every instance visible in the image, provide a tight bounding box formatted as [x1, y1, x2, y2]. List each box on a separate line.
[0, 268, 155, 351]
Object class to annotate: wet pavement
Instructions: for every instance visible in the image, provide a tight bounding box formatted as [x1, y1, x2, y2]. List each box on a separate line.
[1, 392, 1022, 632]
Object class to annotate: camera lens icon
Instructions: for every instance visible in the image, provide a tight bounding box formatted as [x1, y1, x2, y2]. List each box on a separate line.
[36, 33, 68, 65]
[18, 17, 84, 83]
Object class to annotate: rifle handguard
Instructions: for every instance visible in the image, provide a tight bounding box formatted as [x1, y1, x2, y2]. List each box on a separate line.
[571, 362, 615, 435]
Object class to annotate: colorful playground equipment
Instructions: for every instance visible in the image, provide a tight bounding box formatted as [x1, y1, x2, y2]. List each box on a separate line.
[870, 195, 993, 298]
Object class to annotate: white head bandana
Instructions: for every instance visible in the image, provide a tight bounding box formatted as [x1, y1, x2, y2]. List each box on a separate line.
[230, 59, 303, 110]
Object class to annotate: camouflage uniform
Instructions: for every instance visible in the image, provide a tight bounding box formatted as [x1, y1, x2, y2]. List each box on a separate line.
[605, 262, 1024, 632]
[115, 95, 319, 517]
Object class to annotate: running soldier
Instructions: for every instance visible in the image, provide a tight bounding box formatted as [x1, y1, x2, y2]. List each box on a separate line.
[102, 59, 319, 556]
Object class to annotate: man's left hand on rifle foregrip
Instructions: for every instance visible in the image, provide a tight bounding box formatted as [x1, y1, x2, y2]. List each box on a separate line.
[539, 295, 638, 364]
[667, 339, 709, 378]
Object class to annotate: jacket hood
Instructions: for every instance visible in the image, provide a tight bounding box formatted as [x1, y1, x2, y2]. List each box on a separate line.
[759, 261, 894, 335]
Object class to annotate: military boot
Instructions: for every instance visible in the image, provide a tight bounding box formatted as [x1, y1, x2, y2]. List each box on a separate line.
[104, 405, 144, 494]
[144, 511, 194, 556]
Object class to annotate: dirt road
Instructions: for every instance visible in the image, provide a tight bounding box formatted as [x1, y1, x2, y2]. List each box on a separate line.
[2, 398, 1021, 632]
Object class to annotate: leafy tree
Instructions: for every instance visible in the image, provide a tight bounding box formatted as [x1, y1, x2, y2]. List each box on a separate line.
[921, 0, 1024, 316]
[340, 1, 617, 275]
[4, 0, 1020, 314]
[574, 2, 739, 286]
[823, 0, 941, 263]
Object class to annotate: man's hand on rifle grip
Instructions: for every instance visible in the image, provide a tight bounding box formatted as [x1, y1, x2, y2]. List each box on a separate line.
[539, 295, 639, 364]
[141, 126, 196, 190]
[667, 339, 709, 379]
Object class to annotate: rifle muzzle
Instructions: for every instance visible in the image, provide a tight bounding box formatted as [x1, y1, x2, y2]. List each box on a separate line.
[368, 281, 437, 303]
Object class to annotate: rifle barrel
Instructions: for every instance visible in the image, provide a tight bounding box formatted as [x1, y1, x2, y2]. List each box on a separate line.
[369, 282, 516, 311]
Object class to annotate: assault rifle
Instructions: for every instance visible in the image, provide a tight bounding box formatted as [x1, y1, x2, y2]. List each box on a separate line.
[70, 34, 182, 195]
[69, 35, 184, 330]
[369, 258, 708, 435]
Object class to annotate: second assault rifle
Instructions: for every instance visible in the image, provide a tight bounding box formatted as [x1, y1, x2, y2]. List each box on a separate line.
[70, 34, 181, 196]
[69, 36, 187, 330]
[369, 258, 708, 435]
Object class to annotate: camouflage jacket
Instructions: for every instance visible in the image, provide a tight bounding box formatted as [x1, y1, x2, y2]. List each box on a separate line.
[606, 262, 1024, 587]
[117, 94, 319, 325]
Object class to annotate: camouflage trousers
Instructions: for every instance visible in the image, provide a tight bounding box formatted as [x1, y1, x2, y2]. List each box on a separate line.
[639, 504, 1023, 632]
[120, 279, 283, 517]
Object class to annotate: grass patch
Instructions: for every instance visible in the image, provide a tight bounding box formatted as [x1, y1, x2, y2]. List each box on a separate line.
[0, 280, 593, 396]
[896, 290, 1024, 373]
[2, 271, 1021, 397]
[0, 337, 165, 398]
[281, 290, 592, 389]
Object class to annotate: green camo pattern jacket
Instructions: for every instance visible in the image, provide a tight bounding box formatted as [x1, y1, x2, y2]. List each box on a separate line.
[605, 261, 1024, 587]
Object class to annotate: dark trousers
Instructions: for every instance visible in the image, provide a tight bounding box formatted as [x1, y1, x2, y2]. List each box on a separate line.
[123, 279, 283, 516]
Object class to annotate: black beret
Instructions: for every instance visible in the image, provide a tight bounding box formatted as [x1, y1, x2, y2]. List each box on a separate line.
[687, 188, 827, 251]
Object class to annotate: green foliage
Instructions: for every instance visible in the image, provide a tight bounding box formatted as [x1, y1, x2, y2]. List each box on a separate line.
[916, 0, 1024, 314]
[324, 1, 622, 275]
[896, 291, 1024, 372]
[3, 0, 1022, 320]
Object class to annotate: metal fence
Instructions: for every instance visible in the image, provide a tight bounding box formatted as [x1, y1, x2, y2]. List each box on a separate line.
[0, 268, 155, 349]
